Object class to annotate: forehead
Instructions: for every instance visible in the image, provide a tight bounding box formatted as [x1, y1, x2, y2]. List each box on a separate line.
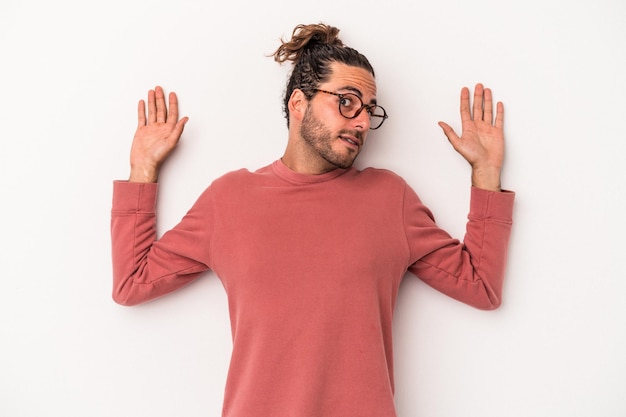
[323, 62, 377, 100]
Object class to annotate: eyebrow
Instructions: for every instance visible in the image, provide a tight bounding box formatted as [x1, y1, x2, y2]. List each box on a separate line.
[337, 86, 378, 105]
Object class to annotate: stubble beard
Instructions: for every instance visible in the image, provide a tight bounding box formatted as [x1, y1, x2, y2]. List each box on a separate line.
[300, 107, 361, 170]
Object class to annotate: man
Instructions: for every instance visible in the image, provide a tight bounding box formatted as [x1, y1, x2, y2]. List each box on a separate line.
[111, 23, 514, 417]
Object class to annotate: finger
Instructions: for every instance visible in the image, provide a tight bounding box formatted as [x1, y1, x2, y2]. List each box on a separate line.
[438, 121, 461, 147]
[147, 89, 157, 124]
[167, 92, 180, 125]
[495, 101, 504, 129]
[483, 87, 493, 124]
[459, 87, 472, 124]
[171, 117, 189, 142]
[137, 99, 146, 127]
[473, 83, 484, 121]
[155, 86, 167, 123]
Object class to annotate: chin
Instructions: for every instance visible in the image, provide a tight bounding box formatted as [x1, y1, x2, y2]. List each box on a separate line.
[332, 154, 358, 169]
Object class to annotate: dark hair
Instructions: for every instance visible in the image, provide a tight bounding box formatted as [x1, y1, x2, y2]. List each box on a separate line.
[272, 23, 375, 127]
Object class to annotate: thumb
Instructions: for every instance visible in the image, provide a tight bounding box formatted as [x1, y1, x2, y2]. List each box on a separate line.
[438, 121, 460, 147]
[172, 117, 189, 140]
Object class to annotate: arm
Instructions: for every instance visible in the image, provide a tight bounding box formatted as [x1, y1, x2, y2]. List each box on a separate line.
[406, 186, 514, 310]
[110, 87, 207, 306]
[438, 83, 504, 192]
[407, 84, 513, 309]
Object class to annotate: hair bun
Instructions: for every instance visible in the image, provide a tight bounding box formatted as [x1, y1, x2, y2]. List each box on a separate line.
[307, 24, 343, 47]
[273, 23, 343, 64]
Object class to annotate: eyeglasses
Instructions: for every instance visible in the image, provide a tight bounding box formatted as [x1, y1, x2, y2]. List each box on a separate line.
[313, 89, 388, 130]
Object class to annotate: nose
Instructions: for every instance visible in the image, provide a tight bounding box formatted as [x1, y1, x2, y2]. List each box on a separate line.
[352, 107, 371, 131]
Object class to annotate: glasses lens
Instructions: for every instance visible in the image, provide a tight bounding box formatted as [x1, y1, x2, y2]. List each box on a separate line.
[338, 93, 362, 118]
[369, 106, 387, 129]
[334, 91, 386, 129]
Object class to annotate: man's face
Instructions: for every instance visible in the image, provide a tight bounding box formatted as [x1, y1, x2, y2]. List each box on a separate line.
[299, 62, 378, 170]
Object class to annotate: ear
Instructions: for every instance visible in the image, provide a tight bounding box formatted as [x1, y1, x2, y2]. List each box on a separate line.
[288, 89, 309, 123]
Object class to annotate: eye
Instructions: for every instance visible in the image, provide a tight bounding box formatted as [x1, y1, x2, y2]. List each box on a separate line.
[339, 96, 354, 107]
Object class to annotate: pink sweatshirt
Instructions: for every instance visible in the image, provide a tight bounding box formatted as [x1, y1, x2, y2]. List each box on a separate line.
[111, 160, 514, 417]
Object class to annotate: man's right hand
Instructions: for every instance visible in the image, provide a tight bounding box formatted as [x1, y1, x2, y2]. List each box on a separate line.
[129, 86, 189, 183]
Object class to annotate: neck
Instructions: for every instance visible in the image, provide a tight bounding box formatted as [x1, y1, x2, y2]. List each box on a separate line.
[280, 152, 338, 175]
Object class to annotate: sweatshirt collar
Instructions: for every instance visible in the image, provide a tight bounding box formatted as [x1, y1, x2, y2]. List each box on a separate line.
[272, 159, 351, 185]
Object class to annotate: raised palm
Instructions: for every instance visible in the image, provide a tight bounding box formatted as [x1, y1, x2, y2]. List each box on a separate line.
[438, 83, 505, 191]
[129, 86, 188, 182]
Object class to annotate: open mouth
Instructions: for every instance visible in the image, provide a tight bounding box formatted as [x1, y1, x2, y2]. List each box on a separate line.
[340, 135, 360, 148]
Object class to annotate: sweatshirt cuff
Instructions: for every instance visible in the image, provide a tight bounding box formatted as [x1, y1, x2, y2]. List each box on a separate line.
[469, 187, 515, 223]
[112, 180, 158, 212]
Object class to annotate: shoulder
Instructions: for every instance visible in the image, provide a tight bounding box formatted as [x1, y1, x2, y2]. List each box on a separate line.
[213, 168, 254, 185]
[211, 162, 274, 187]
[337, 167, 413, 205]
[353, 166, 409, 189]
[354, 167, 429, 207]
[200, 162, 278, 197]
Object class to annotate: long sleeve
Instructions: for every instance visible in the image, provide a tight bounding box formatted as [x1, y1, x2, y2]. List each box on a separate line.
[406, 186, 515, 310]
[110, 181, 211, 306]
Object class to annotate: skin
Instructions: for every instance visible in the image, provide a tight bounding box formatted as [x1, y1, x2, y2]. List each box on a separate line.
[128, 65, 504, 191]
[129, 87, 188, 183]
[281, 62, 377, 174]
[438, 84, 505, 191]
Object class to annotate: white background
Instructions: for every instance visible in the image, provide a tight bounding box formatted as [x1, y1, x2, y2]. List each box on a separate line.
[1, 0, 625, 416]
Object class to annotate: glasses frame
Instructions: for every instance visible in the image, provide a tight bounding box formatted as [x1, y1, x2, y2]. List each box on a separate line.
[312, 89, 388, 130]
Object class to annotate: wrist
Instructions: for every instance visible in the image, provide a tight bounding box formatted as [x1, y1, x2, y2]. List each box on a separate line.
[129, 165, 159, 183]
[471, 166, 501, 192]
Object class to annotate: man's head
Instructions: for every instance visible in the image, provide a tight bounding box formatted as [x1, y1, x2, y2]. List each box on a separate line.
[274, 23, 387, 173]
[273, 23, 377, 128]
